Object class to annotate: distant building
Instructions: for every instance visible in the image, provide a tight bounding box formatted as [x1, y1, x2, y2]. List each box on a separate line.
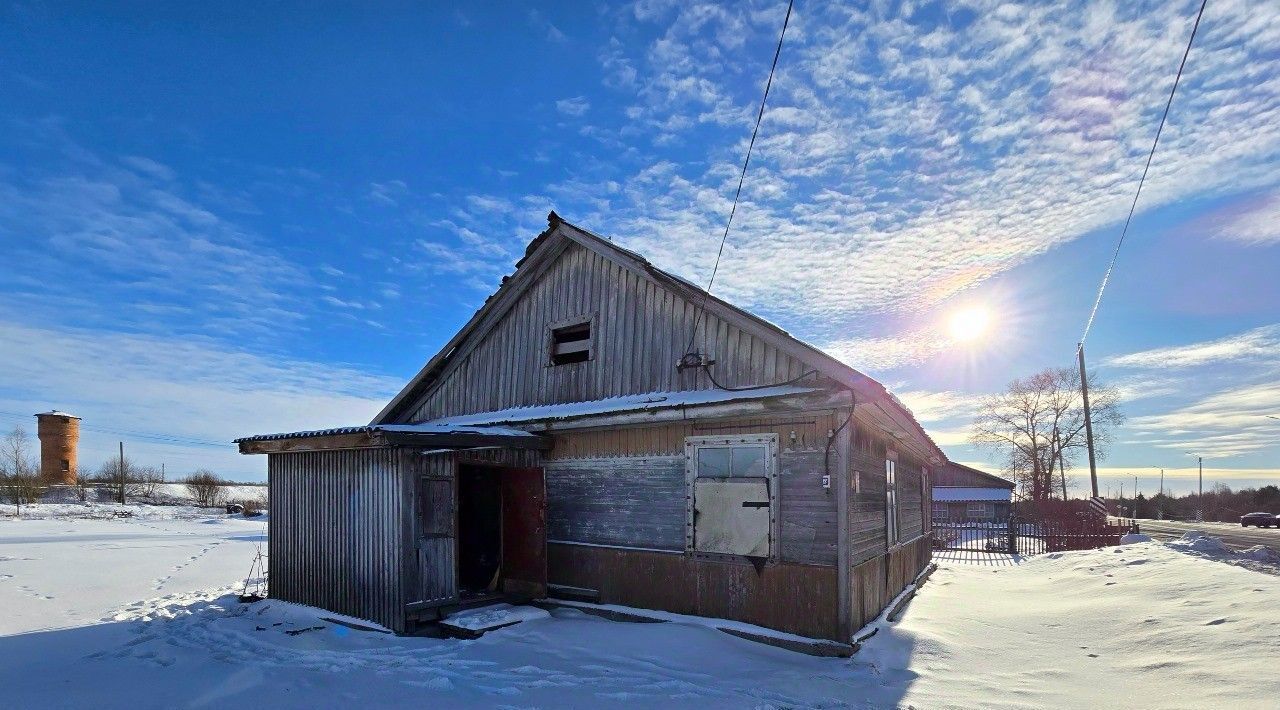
[35, 411, 80, 485]
[932, 462, 1015, 522]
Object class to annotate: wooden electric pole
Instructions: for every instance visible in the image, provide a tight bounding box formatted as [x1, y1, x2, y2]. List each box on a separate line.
[1077, 344, 1100, 500]
[117, 441, 125, 505]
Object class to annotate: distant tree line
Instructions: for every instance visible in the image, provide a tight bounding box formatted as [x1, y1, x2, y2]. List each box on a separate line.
[1115, 484, 1280, 523]
[0, 425, 247, 514]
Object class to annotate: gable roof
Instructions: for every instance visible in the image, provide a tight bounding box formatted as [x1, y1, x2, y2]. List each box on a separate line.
[373, 212, 945, 465]
[943, 462, 1017, 489]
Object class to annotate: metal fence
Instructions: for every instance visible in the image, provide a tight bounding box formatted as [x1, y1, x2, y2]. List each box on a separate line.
[933, 519, 1138, 556]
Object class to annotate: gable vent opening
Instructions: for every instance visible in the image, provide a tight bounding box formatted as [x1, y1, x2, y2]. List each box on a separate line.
[550, 320, 591, 365]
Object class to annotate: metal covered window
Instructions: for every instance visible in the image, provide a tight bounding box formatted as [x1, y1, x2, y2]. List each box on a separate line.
[685, 434, 778, 559]
[549, 316, 592, 366]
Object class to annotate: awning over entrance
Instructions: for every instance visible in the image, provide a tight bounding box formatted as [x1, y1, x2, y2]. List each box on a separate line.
[235, 422, 551, 455]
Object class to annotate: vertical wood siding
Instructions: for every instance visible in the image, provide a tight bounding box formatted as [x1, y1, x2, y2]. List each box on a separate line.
[406, 452, 457, 607]
[549, 543, 841, 641]
[268, 449, 408, 633]
[403, 243, 810, 422]
[778, 449, 839, 565]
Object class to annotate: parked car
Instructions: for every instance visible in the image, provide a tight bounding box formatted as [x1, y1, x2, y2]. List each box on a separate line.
[1240, 512, 1279, 528]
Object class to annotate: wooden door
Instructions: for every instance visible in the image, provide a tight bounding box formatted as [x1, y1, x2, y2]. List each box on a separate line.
[413, 473, 457, 607]
[500, 467, 547, 598]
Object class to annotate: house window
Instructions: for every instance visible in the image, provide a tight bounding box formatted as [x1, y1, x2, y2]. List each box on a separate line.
[932, 502, 948, 521]
[966, 502, 989, 519]
[549, 317, 592, 365]
[885, 459, 899, 546]
[685, 435, 777, 558]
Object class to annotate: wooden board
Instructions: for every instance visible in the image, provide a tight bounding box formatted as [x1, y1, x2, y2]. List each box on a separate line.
[548, 542, 842, 641]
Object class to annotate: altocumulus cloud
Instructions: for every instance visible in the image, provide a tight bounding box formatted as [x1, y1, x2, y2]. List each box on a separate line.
[526, 0, 1280, 337]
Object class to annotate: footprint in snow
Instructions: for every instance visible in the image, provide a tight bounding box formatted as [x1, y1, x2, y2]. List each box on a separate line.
[1205, 618, 1229, 626]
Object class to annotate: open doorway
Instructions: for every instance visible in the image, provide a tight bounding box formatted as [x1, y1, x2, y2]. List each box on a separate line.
[455, 464, 547, 601]
[457, 465, 502, 597]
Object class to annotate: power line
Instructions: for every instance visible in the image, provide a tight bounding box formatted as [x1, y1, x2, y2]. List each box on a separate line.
[1079, 0, 1209, 347]
[683, 0, 794, 358]
[0, 410, 231, 448]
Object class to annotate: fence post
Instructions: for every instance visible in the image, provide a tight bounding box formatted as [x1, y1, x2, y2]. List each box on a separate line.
[1006, 518, 1017, 555]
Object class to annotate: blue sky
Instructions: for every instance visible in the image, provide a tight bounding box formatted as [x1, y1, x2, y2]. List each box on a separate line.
[1, 0, 1277, 491]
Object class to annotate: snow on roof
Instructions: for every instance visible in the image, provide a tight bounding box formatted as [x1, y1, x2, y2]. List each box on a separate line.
[36, 410, 80, 419]
[932, 487, 1013, 502]
[234, 422, 539, 443]
[422, 386, 823, 427]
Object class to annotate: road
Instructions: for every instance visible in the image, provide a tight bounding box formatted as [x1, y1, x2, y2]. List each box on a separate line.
[1132, 518, 1280, 550]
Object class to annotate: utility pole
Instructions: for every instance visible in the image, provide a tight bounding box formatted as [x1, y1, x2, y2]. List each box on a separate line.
[117, 441, 125, 505]
[1186, 452, 1203, 522]
[1133, 475, 1139, 519]
[1077, 345, 1099, 499]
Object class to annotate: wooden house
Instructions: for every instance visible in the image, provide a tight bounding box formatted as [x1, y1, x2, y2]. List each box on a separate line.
[932, 462, 1015, 523]
[236, 213, 942, 644]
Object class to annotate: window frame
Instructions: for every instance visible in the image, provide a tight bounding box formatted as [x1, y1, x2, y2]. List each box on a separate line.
[546, 313, 595, 367]
[684, 433, 779, 563]
[885, 457, 900, 547]
[966, 501, 990, 519]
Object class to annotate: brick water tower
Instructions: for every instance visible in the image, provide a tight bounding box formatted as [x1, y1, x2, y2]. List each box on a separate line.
[35, 411, 80, 485]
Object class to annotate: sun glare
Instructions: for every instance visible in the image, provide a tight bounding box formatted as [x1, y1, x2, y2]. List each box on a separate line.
[948, 306, 991, 344]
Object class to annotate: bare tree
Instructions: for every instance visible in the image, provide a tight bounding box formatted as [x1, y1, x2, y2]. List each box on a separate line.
[0, 426, 39, 514]
[184, 469, 225, 508]
[93, 455, 165, 501]
[970, 368, 1124, 503]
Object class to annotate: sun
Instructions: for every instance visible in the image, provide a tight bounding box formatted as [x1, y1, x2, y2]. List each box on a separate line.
[948, 306, 991, 344]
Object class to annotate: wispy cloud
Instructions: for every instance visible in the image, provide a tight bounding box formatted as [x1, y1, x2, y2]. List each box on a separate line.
[1106, 325, 1280, 369]
[556, 96, 591, 117]
[1212, 190, 1280, 245]
[0, 320, 402, 479]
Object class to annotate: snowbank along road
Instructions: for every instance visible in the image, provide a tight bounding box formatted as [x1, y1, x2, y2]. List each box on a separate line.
[2, 505, 1278, 708]
[1136, 518, 1280, 550]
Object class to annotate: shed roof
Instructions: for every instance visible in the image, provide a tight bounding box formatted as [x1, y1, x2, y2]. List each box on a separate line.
[933, 487, 1013, 502]
[235, 422, 550, 454]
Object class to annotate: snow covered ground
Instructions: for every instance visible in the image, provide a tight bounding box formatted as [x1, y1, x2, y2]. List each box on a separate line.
[2, 508, 1277, 709]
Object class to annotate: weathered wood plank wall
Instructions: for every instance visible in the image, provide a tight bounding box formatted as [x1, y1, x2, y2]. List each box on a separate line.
[403, 243, 812, 422]
[897, 460, 925, 542]
[848, 533, 932, 632]
[549, 543, 842, 641]
[545, 456, 685, 550]
[268, 449, 409, 633]
[407, 453, 456, 608]
[540, 416, 842, 566]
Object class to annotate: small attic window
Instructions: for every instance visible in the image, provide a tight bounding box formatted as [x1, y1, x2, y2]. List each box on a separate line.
[550, 317, 592, 365]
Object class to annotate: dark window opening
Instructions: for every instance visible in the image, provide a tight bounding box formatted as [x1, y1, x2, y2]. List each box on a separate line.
[61, 459, 70, 472]
[550, 320, 591, 365]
